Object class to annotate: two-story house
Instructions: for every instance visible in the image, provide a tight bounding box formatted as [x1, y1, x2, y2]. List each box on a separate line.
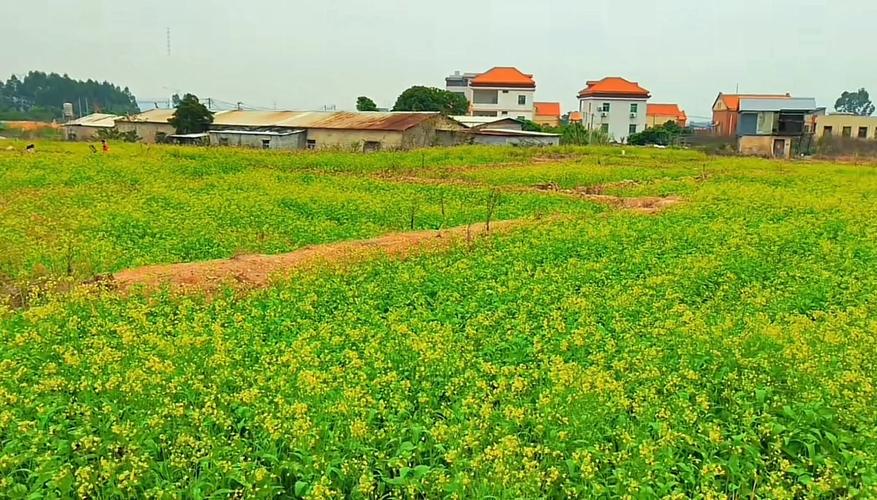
[577, 77, 650, 143]
[736, 97, 817, 158]
[445, 67, 536, 120]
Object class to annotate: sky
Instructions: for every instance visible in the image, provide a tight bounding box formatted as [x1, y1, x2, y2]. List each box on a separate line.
[4, 0, 876, 120]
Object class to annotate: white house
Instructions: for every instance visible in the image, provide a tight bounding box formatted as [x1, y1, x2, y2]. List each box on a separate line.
[446, 67, 536, 121]
[577, 77, 651, 143]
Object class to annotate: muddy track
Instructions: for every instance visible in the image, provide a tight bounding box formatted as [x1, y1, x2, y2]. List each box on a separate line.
[112, 219, 528, 293]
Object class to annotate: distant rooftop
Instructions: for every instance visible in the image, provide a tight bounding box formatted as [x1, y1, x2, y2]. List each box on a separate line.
[738, 98, 817, 112]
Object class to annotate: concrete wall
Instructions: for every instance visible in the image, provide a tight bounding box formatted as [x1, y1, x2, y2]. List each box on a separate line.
[473, 134, 560, 147]
[815, 114, 877, 139]
[115, 121, 175, 143]
[209, 131, 306, 150]
[534, 115, 560, 127]
[306, 129, 405, 151]
[646, 115, 684, 128]
[738, 135, 792, 158]
[712, 110, 738, 137]
[469, 87, 535, 120]
[578, 97, 649, 143]
[64, 125, 103, 141]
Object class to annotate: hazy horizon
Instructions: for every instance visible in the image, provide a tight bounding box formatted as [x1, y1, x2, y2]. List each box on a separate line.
[4, 0, 875, 120]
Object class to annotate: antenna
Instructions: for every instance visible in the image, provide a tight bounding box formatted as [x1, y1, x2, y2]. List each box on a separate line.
[166, 28, 171, 56]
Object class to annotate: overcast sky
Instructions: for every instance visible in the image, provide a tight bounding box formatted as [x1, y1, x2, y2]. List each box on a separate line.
[4, 0, 875, 119]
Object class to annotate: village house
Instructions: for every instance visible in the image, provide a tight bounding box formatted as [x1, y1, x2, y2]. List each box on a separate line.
[578, 77, 650, 143]
[114, 109, 177, 143]
[646, 104, 687, 128]
[533, 102, 561, 127]
[735, 97, 817, 158]
[445, 67, 536, 120]
[712, 93, 791, 137]
[815, 113, 877, 139]
[63, 113, 119, 141]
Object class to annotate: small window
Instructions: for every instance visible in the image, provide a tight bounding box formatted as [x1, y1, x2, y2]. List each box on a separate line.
[601, 103, 611, 113]
[363, 141, 381, 153]
[67, 133, 77, 140]
[155, 132, 167, 143]
[629, 124, 637, 134]
[218, 137, 229, 146]
[630, 103, 638, 113]
[600, 123, 609, 133]
[517, 116, 526, 121]
[307, 139, 316, 150]
[502, 90, 509, 94]
[842, 126, 852, 137]
[858, 127, 868, 139]
[261, 139, 271, 149]
[518, 95, 526, 106]
[502, 111, 508, 116]
[823, 126, 832, 137]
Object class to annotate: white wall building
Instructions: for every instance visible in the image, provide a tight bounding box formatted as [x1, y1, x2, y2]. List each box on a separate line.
[446, 67, 536, 121]
[577, 77, 651, 143]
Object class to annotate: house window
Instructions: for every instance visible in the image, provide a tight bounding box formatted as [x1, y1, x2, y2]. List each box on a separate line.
[858, 127, 868, 139]
[517, 116, 526, 121]
[630, 103, 638, 114]
[842, 126, 852, 137]
[155, 132, 167, 143]
[502, 111, 508, 116]
[261, 139, 271, 149]
[502, 90, 509, 94]
[473, 90, 499, 105]
[363, 141, 381, 153]
[218, 137, 229, 146]
[518, 95, 527, 106]
[629, 124, 637, 134]
[307, 139, 316, 150]
[600, 123, 609, 134]
[823, 126, 832, 137]
[601, 103, 611, 113]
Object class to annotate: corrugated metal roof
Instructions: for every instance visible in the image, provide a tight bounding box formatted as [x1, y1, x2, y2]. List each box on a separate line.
[116, 108, 176, 123]
[475, 129, 560, 137]
[739, 98, 817, 112]
[213, 110, 440, 131]
[209, 129, 305, 136]
[450, 116, 523, 128]
[64, 113, 119, 128]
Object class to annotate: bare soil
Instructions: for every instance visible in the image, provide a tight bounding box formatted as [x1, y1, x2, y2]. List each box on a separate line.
[112, 220, 525, 294]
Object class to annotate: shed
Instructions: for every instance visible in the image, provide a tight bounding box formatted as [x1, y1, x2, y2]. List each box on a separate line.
[63, 113, 119, 141]
[209, 129, 306, 150]
[471, 128, 560, 147]
[450, 116, 524, 131]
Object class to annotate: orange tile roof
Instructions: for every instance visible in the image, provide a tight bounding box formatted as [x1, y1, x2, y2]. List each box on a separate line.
[578, 77, 650, 98]
[534, 102, 561, 117]
[471, 67, 536, 88]
[716, 93, 791, 111]
[569, 111, 583, 122]
[647, 104, 684, 118]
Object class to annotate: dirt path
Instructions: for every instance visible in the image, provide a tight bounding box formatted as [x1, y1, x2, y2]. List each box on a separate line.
[112, 219, 526, 293]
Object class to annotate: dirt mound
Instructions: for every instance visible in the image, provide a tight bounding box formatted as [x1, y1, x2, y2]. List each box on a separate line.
[532, 183, 680, 214]
[112, 220, 524, 294]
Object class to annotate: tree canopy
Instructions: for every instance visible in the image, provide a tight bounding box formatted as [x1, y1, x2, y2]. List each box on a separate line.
[835, 88, 875, 116]
[356, 96, 378, 112]
[168, 94, 214, 134]
[392, 86, 468, 115]
[0, 71, 139, 121]
[628, 121, 686, 146]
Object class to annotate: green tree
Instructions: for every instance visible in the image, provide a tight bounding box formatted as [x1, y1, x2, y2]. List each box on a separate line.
[519, 120, 544, 132]
[0, 71, 138, 120]
[356, 96, 378, 112]
[168, 94, 214, 134]
[835, 88, 875, 116]
[392, 86, 468, 115]
[628, 121, 685, 146]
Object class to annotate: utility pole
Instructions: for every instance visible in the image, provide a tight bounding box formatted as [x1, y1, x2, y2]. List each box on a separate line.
[236, 102, 243, 111]
[166, 28, 171, 56]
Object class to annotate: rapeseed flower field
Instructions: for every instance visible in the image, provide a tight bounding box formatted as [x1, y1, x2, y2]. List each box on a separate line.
[1, 143, 876, 497]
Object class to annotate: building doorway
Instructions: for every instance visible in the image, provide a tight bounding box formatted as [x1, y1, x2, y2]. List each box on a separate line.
[772, 139, 786, 158]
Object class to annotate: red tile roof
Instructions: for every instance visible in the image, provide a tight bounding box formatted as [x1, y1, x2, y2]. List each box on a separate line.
[714, 93, 792, 112]
[569, 112, 583, 122]
[534, 102, 561, 117]
[471, 67, 536, 88]
[578, 77, 650, 98]
[648, 104, 685, 118]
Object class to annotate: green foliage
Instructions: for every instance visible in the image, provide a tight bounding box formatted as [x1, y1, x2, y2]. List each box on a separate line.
[392, 86, 469, 115]
[628, 120, 686, 146]
[356, 96, 379, 112]
[551, 122, 610, 146]
[0, 71, 138, 120]
[168, 94, 214, 135]
[834, 88, 875, 116]
[519, 119, 544, 132]
[2, 144, 877, 497]
[95, 128, 141, 143]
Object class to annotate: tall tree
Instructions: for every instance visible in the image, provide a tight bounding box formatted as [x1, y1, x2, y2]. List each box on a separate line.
[835, 88, 875, 116]
[168, 94, 214, 134]
[0, 71, 138, 120]
[356, 96, 378, 112]
[392, 86, 468, 115]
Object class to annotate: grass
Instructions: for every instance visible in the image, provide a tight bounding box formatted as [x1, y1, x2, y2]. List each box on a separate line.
[0, 142, 876, 497]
